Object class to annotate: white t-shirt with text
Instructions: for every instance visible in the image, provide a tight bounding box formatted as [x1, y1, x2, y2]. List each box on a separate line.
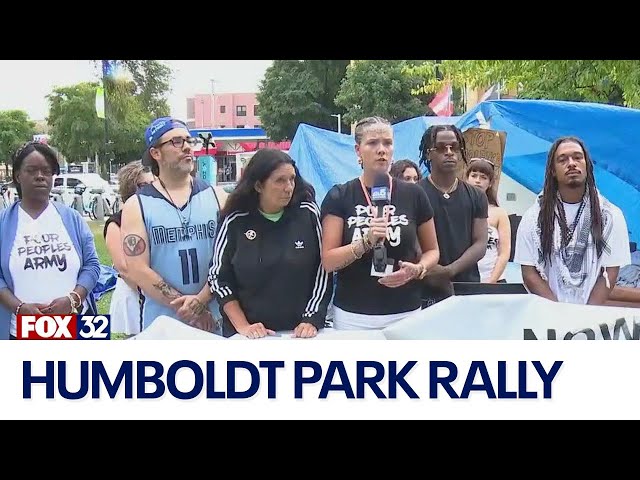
[9, 203, 81, 336]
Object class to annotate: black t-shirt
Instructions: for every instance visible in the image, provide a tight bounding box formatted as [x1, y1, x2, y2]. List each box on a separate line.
[321, 177, 434, 315]
[418, 179, 488, 282]
[103, 210, 122, 239]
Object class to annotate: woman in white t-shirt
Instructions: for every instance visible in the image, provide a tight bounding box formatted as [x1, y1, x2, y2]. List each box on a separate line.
[0, 142, 100, 339]
[465, 158, 511, 283]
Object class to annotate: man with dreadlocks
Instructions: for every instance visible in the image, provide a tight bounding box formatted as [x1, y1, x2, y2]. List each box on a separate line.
[514, 136, 630, 305]
[417, 125, 488, 307]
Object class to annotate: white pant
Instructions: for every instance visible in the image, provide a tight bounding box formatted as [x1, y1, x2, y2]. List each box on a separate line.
[333, 306, 421, 331]
[109, 277, 141, 335]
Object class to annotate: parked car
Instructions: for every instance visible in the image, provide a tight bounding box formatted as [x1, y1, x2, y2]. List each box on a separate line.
[1, 181, 18, 209]
[53, 173, 118, 214]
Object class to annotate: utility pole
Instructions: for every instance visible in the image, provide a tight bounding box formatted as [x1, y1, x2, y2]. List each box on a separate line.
[331, 113, 342, 134]
[210, 78, 216, 128]
[101, 60, 112, 179]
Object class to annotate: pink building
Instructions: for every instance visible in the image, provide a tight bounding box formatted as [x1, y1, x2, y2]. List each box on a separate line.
[187, 93, 261, 129]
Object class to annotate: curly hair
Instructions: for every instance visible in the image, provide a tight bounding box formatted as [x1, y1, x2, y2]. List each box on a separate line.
[117, 160, 150, 202]
[389, 159, 422, 181]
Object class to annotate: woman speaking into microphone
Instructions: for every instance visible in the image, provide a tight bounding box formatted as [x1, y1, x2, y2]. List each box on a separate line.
[320, 116, 440, 331]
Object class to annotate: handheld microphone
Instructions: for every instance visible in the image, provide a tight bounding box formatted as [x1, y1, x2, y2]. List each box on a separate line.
[370, 172, 390, 274]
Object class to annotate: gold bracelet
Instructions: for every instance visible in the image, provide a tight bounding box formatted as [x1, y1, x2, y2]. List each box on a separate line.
[66, 294, 78, 314]
[362, 234, 373, 252]
[69, 291, 82, 307]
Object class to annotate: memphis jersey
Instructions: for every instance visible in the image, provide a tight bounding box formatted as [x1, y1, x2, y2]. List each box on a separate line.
[136, 178, 220, 331]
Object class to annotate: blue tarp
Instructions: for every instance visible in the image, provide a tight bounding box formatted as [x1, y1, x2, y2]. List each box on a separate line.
[288, 99, 640, 243]
[289, 116, 460, 205]
[459, 100, 640, 243]
[94, 264, 117, 301]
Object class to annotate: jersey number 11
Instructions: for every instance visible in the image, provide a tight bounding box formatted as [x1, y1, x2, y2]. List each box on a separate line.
[178, 248, 199, 285]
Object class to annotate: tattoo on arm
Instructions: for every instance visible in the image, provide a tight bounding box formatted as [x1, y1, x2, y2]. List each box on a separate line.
[189, 298, 207, 316]
[123, 234, 146, 257]
[153, 281, 182, 301]
[335, 256, 355, 271]
[334, 242, 361, 271]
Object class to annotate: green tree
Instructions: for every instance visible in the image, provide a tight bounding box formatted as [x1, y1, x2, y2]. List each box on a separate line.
[335, 60, 433, 125]
[47, 82, 104, 164]
[48, 60, 173, 175]
[0, 110, 35, 179]
[406, 60, 640, 107]
[115, 60, 171, 117]
[103, 77, 153, 162]
[257, 60, 350, 141]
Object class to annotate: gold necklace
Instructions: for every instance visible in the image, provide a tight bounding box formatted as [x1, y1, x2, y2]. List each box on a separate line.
[428, 175, 458, 199]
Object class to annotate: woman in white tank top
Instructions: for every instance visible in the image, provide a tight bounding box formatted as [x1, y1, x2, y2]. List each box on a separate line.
[466, 158, 511, 283]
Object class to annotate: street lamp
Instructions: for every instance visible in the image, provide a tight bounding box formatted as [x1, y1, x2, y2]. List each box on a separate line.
[331, 113, 342, 134]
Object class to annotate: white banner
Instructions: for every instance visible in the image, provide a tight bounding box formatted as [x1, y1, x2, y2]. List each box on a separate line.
[384, 294, 640, 340]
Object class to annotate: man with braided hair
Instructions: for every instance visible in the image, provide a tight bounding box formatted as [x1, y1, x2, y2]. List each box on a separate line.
[514, 136, 630, 304]
[417, 125, 488, 307]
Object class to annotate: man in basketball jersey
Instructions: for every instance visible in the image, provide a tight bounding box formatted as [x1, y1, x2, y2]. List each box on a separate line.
[120, 117, 223, 333]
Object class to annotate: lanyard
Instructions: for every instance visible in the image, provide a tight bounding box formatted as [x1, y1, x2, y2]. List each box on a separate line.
[358, 174, 393, 219]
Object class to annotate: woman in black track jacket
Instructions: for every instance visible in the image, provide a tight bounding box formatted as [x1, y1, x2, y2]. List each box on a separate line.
[208, 149, 332, 339]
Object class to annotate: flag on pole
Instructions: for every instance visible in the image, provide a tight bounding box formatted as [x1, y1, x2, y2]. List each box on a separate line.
[429, 83, 454, 117]
[96, 85, 105, 119]
[102, 60, 116, 79]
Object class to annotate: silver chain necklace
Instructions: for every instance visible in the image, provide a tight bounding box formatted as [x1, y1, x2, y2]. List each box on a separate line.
[158, 177, 193, 238]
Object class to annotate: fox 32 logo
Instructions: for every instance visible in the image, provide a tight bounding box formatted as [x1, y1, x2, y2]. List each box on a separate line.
[16, 314, 111, 340]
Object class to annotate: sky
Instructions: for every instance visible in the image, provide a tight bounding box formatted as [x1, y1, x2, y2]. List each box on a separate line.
[0, 60, 273, 123]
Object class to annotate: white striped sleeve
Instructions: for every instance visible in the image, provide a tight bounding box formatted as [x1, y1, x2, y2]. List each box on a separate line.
[300, 202, 331, 326]
[208, 211, 249, 304]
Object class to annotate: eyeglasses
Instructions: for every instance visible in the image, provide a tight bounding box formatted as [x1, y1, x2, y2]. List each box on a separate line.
[22, 166, 54, 176]
[429, 143, 462, 154]
[155, 136, 202, 149]
[469, 158, 496, 169]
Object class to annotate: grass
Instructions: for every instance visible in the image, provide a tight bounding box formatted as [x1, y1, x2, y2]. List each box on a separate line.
[88, 219, 124, 339]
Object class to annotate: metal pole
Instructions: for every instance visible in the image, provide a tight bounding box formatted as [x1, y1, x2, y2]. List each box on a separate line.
[210, 79, 216, 128]
[331, 114, 342, 134]
[102, 61, 110, 179]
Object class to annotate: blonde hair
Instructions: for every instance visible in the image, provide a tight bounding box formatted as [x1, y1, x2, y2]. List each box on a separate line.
[353, 116, 391, 144]
[117, 160, 149, 202]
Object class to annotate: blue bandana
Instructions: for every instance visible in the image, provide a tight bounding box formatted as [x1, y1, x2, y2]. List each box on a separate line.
[144, 117, 189, 148]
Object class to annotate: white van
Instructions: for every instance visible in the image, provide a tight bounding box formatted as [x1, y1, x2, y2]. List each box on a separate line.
[52, 173, 118, 213]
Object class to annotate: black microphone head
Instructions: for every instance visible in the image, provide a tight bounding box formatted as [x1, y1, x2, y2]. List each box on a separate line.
[371, 171, 390, 205]
[373, 171, 390, 189]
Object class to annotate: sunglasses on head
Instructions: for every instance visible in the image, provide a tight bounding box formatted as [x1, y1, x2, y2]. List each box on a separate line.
[469, 158, 496, 169]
